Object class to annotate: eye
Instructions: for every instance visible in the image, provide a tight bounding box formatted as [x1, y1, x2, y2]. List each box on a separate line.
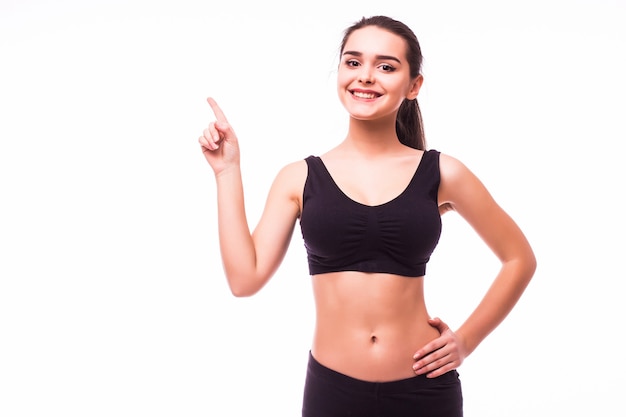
[379, 63, 396, 72]
[344, 59, 360, 68]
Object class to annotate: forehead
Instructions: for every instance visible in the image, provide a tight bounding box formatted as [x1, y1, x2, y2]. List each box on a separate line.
[343, 26, 408, 58]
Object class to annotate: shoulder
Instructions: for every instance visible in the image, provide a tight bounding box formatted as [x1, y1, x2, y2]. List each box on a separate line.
[276, 158, 309, 180]
[423, 149, 472, 183]
[437, 151, 469, 178]
[269, 158, 309, 201]
[437, 152, 493, 210]
[436, 151, 485, 189]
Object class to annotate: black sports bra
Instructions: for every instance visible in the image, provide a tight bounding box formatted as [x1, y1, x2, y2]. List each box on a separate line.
[299, 150, 442, 277]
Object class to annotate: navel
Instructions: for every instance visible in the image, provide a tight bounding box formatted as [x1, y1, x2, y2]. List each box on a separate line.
[370, 335, 378, 344]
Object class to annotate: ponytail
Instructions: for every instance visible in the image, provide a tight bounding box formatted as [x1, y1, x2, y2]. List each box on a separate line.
[396, 98, 426, 150]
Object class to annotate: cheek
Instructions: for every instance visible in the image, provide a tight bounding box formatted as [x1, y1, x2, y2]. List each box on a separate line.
[336, 70, 349, 89]
[393, 80, 413, 100]
[336, 84, 348, 108]
[336, 73, 350, 98]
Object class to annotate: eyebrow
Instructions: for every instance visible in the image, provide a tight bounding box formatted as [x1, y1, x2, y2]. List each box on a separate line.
[342, 50, 402, 64]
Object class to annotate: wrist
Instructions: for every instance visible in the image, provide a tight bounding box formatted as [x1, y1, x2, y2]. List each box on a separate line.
[214, 163, 241, 180]
[455, 328, 475, 358]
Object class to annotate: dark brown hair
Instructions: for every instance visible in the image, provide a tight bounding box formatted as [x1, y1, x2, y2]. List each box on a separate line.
[340, 15, 426, 150]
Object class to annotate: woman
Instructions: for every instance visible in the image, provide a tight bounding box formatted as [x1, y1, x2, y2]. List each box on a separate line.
[199, 15, 536, 417]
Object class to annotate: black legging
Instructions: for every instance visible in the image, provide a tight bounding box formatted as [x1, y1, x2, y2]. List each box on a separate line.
[302, 352, 463, 417]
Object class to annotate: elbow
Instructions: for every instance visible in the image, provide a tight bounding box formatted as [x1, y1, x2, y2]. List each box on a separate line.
[504, 247, 537, 288]
[530, 252, 538, 275]
[520, 249, 538, 284]
[229, 285, 258, 298]
[226, 274, 264, 298]
[528, 253, 538, 281]
[526, 243, 538, 276]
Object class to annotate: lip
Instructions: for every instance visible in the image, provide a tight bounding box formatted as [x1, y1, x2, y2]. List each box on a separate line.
[350, 89, 382, 100]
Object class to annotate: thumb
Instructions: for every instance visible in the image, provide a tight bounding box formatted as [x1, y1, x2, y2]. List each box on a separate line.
[428, 317, 449, 333]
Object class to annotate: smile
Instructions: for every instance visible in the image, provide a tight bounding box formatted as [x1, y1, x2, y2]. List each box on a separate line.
[351, 90, 381, 99]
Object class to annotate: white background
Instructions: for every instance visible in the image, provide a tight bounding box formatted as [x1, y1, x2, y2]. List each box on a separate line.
[1, 0, 625, 415]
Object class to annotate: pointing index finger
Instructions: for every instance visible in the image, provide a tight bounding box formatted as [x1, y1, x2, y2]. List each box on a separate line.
[207, 97, 228, 123]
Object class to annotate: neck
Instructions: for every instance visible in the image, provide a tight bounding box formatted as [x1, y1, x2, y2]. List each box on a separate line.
[342, 114, 403, 156]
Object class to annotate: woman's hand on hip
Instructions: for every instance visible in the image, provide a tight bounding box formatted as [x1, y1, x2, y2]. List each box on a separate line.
[412, 317, 467, 378]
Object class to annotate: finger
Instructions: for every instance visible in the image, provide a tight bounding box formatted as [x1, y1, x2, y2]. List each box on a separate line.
[426, 362, 456, 379]
[205, 124, 221, 142]
[413, 355, 440, 375]
[414, 350, 453, 376]
[413, 338, 445, 361]
[202, 124, 222, 149]
[207, 97, 229, 123]
[425, 351, 457, 377]
[199, 135, 217, 151]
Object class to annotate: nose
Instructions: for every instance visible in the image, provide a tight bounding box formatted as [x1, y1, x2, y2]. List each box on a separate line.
[358, 66, 374, 84]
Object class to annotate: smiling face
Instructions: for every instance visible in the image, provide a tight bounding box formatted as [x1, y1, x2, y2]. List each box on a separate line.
[337, 25, 423, 122]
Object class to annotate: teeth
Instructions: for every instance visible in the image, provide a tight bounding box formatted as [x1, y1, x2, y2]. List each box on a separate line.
[353, 91, 378, 99]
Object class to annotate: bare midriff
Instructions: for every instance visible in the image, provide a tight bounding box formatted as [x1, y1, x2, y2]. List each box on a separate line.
[310, 271, 440, 382]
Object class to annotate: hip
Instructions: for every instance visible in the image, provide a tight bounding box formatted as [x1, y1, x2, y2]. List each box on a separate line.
[302, 351, 463, 417]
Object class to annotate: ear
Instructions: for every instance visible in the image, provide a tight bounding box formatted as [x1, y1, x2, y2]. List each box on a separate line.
[406, 75, 423, 100]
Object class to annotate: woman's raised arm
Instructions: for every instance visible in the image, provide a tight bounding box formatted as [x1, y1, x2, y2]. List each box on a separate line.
[199, 98, 304, 296]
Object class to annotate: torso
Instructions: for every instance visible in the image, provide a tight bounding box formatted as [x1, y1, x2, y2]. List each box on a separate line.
[310, 271, 440, 381]
[293, 147, 442, 382]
